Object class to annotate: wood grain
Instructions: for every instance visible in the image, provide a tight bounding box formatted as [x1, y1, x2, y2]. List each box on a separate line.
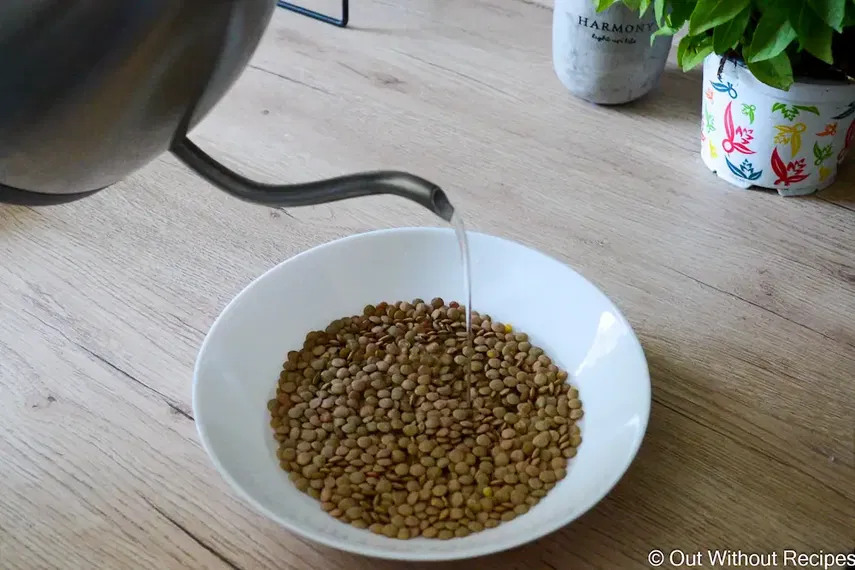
[1, 0, 853, 568]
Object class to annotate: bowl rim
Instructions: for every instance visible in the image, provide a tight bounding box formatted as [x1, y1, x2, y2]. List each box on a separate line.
[192, 226, 651, 561]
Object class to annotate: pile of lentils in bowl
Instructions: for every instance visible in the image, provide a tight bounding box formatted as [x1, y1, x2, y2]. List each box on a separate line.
[267, 298, 584, 540]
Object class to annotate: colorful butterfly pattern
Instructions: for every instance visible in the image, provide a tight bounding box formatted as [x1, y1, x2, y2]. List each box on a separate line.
[701, 65, 854, 194]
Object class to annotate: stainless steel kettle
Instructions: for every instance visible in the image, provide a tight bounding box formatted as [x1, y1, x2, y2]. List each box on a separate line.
[0, 1, 454, 220]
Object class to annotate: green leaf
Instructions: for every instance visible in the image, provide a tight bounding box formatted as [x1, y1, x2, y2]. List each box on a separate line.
[806, 0, 846, 31]
[712, 6, 752, 53]
[688, 0, 751, 35]
[638, 0, 652, 16]
[654, 0, 666, 24]
[650, 26, 675, 44]
[594, 0, 622, 11]
[747, 8, 798, 62]
[745, 50, 795, 90]
[668, 0, 697, 28]
[844, 0, 855, 26]
[677, 33, 715, 72]
[652, 24, 679, 37]
[649, 24, 678, 45]
[787, 3, 835, 64]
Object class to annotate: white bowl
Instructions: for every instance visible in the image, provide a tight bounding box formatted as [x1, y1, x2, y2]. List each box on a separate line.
[193, 227, 650, 561]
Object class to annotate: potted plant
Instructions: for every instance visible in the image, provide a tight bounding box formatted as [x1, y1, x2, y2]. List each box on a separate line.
[552, 0, 674, 104]
[649, 0, 855, 195]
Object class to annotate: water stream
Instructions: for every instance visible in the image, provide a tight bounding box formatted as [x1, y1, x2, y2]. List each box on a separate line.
[450, 212, 473, 406]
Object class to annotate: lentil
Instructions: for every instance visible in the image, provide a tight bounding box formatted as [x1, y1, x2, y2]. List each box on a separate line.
[267, 299, 584, 539]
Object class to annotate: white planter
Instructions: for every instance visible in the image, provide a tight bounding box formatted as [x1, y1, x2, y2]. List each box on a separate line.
[552, 0, 673, 105]
[700, 55, 855, 196]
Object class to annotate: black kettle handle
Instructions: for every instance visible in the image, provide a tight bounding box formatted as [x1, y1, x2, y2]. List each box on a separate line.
[170, 135, 455, 221]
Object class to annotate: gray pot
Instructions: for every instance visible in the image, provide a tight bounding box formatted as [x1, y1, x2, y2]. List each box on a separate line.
[552, 0, 673, 105]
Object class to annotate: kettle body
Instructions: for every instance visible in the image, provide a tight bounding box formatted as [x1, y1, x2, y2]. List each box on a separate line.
[0, 1, 453, 221]
[0, 0, 272, 201]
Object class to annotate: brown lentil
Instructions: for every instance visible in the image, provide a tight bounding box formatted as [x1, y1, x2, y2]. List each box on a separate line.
[267, 299, 583, 539]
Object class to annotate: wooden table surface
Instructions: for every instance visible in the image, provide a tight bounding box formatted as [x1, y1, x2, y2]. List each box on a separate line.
[2, 0, 854, 568]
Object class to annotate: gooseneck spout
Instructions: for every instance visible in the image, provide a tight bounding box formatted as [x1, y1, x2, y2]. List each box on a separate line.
[171, 136, 455, 223]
